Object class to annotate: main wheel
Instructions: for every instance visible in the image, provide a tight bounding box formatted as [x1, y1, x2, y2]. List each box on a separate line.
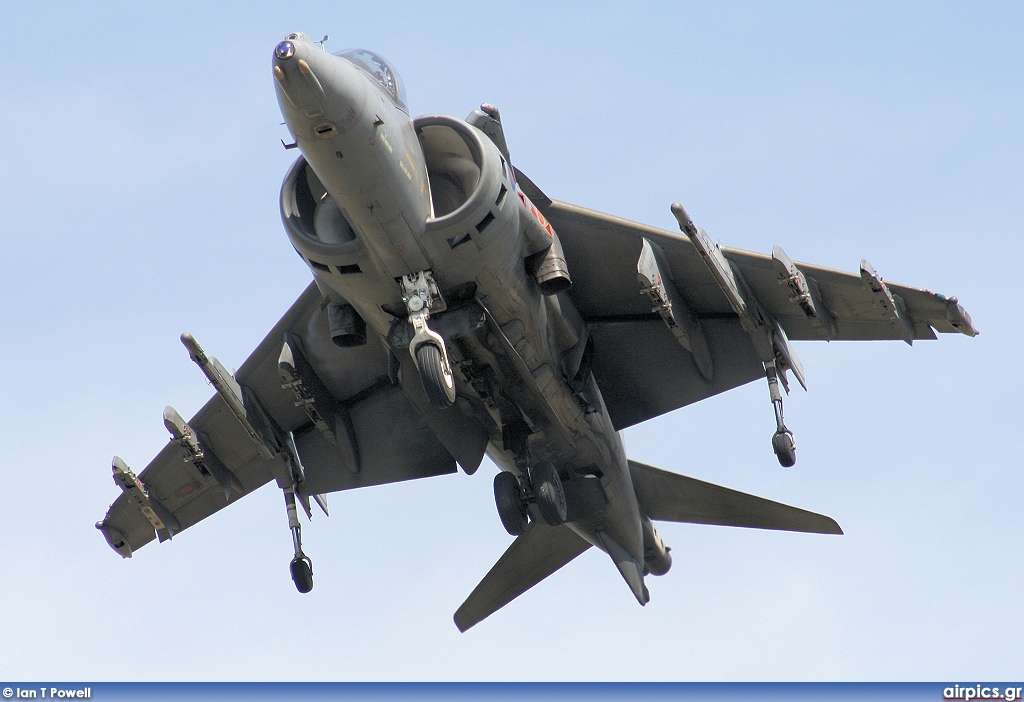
[415, 343, 456, 408]
[494, 471, 529, 536]
[290, 555, 314, 593]
[772, 430, 797, 468]
[532, 462, 568, 525]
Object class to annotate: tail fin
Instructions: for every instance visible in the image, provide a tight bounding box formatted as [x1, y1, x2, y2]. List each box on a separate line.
[628, 460, 843, 534]
[454, 522, 591, 632]
[595, 530, 649, 605]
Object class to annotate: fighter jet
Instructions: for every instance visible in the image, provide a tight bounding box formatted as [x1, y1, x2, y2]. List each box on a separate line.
[96, 33, 978, 631]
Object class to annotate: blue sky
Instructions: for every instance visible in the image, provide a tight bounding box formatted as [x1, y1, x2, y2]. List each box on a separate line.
[1, 1, 1020, 681]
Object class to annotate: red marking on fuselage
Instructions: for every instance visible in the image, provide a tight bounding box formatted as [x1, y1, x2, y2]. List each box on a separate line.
[517, 190, 553, 237]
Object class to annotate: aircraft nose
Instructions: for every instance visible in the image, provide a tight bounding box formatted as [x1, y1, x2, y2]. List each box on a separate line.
[275, 40, 296, 61]
[272, 32, 327, 112]
[274, 32, 310, 63]
[272, 32, 367, 137]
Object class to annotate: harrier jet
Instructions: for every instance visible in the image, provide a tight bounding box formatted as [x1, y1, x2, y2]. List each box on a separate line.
[97, 34, 977, 631]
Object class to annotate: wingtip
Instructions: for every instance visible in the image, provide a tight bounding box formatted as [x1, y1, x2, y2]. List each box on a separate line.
[453, 610, 473, 633]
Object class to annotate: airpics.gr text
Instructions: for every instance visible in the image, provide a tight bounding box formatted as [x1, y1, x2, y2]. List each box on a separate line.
[944, 686, 1024, 701]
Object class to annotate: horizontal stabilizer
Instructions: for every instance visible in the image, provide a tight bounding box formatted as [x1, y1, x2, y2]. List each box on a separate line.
[454, 522, 591, 632]
[629, 460, 842, 535]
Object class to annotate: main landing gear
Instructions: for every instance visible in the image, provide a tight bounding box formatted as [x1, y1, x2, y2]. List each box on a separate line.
[765, 361, 797, 467]
[494, 471, 528, 535]
[493, 462, 568, 536]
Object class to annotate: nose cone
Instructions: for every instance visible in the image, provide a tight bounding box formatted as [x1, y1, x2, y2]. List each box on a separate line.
[272, 33, 323, 112]
[273, 32, 365, 137]
[273, 32, 310, 66]
[275, 39, 296, 61]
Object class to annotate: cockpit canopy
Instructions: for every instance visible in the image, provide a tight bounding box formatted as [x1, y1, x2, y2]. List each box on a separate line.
[335, 49, 408, 112]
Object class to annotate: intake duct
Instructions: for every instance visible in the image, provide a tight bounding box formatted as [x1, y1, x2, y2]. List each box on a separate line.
[281, 155, 365, 276]
[281, 155, 372, 337]
[418, 117, 483, 219]
[416, 115, 571, 294]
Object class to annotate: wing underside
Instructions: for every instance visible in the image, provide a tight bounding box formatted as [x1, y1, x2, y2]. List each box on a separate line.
[98, 283, 465, 557]
[540, 197, 975, 430]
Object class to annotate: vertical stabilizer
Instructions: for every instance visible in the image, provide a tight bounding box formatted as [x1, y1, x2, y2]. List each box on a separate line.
[595, 530, 650, 605]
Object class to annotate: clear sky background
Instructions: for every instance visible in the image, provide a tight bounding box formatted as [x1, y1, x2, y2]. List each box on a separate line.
[1, 1, 1020, 681]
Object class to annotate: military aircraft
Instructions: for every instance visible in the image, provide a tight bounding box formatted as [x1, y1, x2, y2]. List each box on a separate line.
[96, 33, 977, 631]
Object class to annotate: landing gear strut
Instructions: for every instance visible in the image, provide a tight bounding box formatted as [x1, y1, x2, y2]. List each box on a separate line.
[283, 487, 313, 593]
[766, 361, 796, 467]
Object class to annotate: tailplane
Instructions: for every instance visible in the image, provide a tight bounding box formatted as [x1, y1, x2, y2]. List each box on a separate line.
[454, 522, 591, 632]
[454, 463, 840, 631]
[628, 460, 843, 534]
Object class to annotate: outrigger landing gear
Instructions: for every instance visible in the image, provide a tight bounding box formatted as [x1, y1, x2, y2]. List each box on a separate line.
[766, 361, 797, 467]
[401, 271, 455, 408]
[283, 487, 313, 593]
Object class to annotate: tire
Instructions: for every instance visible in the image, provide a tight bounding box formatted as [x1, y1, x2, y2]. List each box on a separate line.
[532, 462, 568, 525]
[415, 343, 456, 408]
[772, 430, 797, 468]
[494, 471, 528, 536]
[290, 556, 314, 593]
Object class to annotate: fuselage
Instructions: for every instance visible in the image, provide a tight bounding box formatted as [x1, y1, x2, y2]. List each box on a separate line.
[273, 33, 649, 589]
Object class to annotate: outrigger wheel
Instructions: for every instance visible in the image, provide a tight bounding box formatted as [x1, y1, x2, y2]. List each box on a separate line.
[290, 554, 314, 594]
[772, 430, 797, 468]
[494, 471, 529, 536]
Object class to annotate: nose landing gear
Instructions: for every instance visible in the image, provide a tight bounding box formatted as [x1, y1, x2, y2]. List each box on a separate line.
[401, 271, 456, 408]
[415, 342, 456, 408]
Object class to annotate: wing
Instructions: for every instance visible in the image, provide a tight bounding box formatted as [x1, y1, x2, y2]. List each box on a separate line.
[97, 282, 479, 558]
[539, 196, 976, 430]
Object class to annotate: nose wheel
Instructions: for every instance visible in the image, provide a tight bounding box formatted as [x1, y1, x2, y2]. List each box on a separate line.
[415, 343, 456, 408]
